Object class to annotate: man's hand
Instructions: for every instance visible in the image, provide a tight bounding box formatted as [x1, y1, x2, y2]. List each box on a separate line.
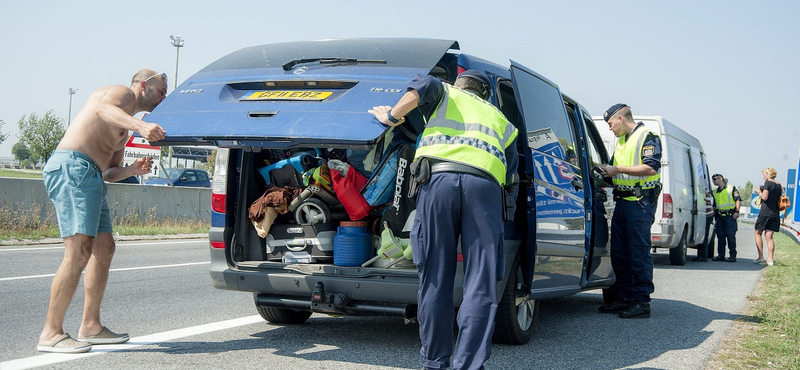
[139, 122, 167, 142]
[368, 105, 405, 126]
[131, 156, 154, 176]
[601, 165, 619, 177]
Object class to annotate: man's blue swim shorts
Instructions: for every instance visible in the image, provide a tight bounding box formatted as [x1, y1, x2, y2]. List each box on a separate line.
[43, 149, 113, 238]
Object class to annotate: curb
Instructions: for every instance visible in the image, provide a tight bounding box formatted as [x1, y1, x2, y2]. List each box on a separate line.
[0, 233, 208, 246]
[740, 218, 800, 246]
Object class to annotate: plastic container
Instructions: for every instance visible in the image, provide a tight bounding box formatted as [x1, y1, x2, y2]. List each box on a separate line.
[333, 221, 374, 266]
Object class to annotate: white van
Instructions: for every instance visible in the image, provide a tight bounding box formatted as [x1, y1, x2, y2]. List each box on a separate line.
[592, 116, 713, 265]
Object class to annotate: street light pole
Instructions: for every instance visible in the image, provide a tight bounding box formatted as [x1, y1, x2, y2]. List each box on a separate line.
[167, 34, 185, 167]
[68, 88, 78, 126]
[168, 35, 184, 91]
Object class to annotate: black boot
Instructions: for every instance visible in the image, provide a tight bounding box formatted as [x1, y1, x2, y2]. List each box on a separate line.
[598, 299, 633, 314]
[619, 302, 650, 318]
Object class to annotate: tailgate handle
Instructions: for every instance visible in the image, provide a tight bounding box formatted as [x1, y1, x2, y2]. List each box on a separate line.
[249, 111, 278, 119]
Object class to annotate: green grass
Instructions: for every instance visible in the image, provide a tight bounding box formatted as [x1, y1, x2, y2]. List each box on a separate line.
[0, 223, 208, 240]
[0, 168, 42, 178]
[0, 201, 208, 241]
[711, 232, 800, 369]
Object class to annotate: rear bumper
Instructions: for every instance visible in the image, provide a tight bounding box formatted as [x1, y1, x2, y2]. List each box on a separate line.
[651, 223, 676, 248]
[210, 246, 422, 316]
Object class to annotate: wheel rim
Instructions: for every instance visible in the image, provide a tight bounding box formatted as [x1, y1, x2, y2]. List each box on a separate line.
[515, 271, 534, 331]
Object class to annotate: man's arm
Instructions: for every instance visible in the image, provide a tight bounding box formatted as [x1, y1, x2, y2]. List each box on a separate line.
[96, 85, 166, 142]
[102, 147, 153, 182]
[369, 90, 421, 126]
[369, 74, 443, 126]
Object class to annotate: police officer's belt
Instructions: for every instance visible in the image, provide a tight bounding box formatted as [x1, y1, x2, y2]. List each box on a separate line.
[716, 210, 737, 217]
[430, 160, 497, 186]
[613, 187, 658, 199]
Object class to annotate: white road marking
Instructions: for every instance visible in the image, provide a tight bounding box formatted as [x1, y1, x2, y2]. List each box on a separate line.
[0, 262, 210, 282]
[0, 315, 264, 370]
[0, 240, 206, 252]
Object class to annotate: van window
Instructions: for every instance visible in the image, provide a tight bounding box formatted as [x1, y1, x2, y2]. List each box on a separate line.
[582, 112, 607, 168]
[497, 79, 520, 127]
[200, 39, 455, 72]
[511, 68, 575, 162]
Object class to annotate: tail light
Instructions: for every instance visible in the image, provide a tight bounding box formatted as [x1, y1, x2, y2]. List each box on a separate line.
[211, 148, 229, 214]
[662, 193, 673, 219]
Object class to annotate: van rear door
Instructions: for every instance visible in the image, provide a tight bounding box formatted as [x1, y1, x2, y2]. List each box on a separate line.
[144, 38, 459, 148]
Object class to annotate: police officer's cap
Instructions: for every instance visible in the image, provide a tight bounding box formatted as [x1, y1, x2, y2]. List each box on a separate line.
[603, 103, 629, 122]
[457, 70, 490, 91]
[712, 173, 723, 179]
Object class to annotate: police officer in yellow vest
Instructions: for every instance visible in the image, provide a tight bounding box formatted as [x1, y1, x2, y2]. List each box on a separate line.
[598, 104, 662, 319]
[370, 70, 518, 370]
[710, 174, 742, 262]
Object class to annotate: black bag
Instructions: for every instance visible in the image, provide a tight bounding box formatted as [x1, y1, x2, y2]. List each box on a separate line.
[380, 144, 416, 238]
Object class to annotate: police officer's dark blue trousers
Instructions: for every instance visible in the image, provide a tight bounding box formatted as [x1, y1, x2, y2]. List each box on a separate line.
[411, 172, 503, 370]
[715, 215, 738, 258]
[610, 196, 656, 303]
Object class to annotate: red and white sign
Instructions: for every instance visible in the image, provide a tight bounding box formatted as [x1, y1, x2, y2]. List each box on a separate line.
[123, 135, 161, 177]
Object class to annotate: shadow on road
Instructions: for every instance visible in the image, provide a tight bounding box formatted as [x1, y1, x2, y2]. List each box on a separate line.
[119, 290, 751, 370]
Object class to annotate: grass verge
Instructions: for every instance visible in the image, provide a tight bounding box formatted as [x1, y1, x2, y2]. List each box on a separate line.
[0, 169, 42, 178]
[0, 201, 208, 241]
[708, 231, 800, 369]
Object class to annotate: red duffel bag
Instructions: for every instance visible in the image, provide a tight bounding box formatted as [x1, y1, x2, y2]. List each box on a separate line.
[330, 166, 374, 221]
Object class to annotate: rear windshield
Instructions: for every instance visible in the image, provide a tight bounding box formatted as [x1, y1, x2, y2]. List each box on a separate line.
[200, 38, 458, 72]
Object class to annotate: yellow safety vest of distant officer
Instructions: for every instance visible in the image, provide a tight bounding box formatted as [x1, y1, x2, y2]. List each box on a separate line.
[713, 184, 740, 215]
[710, 174, 742, 262]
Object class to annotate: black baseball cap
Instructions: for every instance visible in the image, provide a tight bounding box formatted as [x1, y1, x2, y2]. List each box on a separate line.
[603, 103, 628, 122]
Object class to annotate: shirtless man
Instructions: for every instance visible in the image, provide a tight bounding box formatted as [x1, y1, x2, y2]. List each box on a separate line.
[37, 69, 167, 353]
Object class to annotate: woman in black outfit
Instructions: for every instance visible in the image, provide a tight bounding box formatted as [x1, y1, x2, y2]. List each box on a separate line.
[753, 166, 782, 266]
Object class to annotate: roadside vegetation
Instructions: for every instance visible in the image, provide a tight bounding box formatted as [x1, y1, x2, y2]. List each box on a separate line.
[0, 200, 208, 241]
[709, 232, 800, 369]
[0, 168, 42, 178]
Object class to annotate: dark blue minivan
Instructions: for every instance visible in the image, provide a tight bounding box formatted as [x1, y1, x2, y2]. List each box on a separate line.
[146, 38, 615, 345]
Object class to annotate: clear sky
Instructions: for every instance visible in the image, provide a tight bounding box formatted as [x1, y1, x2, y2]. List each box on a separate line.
[1, 0, 798, 190]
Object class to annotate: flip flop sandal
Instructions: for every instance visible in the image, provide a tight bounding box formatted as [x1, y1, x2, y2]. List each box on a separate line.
[37, 333, 92, 353]
[77, 327, 130, 345]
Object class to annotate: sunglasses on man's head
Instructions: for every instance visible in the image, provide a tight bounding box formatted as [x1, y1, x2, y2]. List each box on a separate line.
[144, 72, 167, 84]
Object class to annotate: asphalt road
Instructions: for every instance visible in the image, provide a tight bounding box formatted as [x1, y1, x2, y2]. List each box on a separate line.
[0, 225, 764, 370]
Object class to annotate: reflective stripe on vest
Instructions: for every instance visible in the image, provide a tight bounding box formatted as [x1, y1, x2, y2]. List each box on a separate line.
[612, 125, 661, 201]
[415, 84, 518, 186]
[714, 185, 736, 211]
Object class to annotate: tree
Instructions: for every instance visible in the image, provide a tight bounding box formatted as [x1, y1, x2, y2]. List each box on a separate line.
[0, 119, 8, 146]
[12, 142, 31, 162]
[17, 110, 66, 164]
[740, 181, 754, 200]
[205, 149, 217, 176]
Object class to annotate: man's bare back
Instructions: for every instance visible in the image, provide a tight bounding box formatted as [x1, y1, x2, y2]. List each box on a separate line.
[57, 69, 167, 175]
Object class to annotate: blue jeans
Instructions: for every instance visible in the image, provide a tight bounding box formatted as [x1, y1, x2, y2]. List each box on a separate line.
[610, 196, 656, 302]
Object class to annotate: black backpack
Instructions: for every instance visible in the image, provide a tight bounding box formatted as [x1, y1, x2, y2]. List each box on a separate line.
[380, 143, 416, 238]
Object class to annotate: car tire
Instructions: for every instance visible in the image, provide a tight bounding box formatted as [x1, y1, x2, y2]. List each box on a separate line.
[492, 251, 537, 345]
[254, 296, 312, 324]
[669, 229, 688, 266]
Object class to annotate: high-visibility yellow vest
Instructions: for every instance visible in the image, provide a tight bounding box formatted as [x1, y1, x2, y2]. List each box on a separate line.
[612, 125, 661, 201]
[714, 185, 736, 212]
[415, 84, 518, 186]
